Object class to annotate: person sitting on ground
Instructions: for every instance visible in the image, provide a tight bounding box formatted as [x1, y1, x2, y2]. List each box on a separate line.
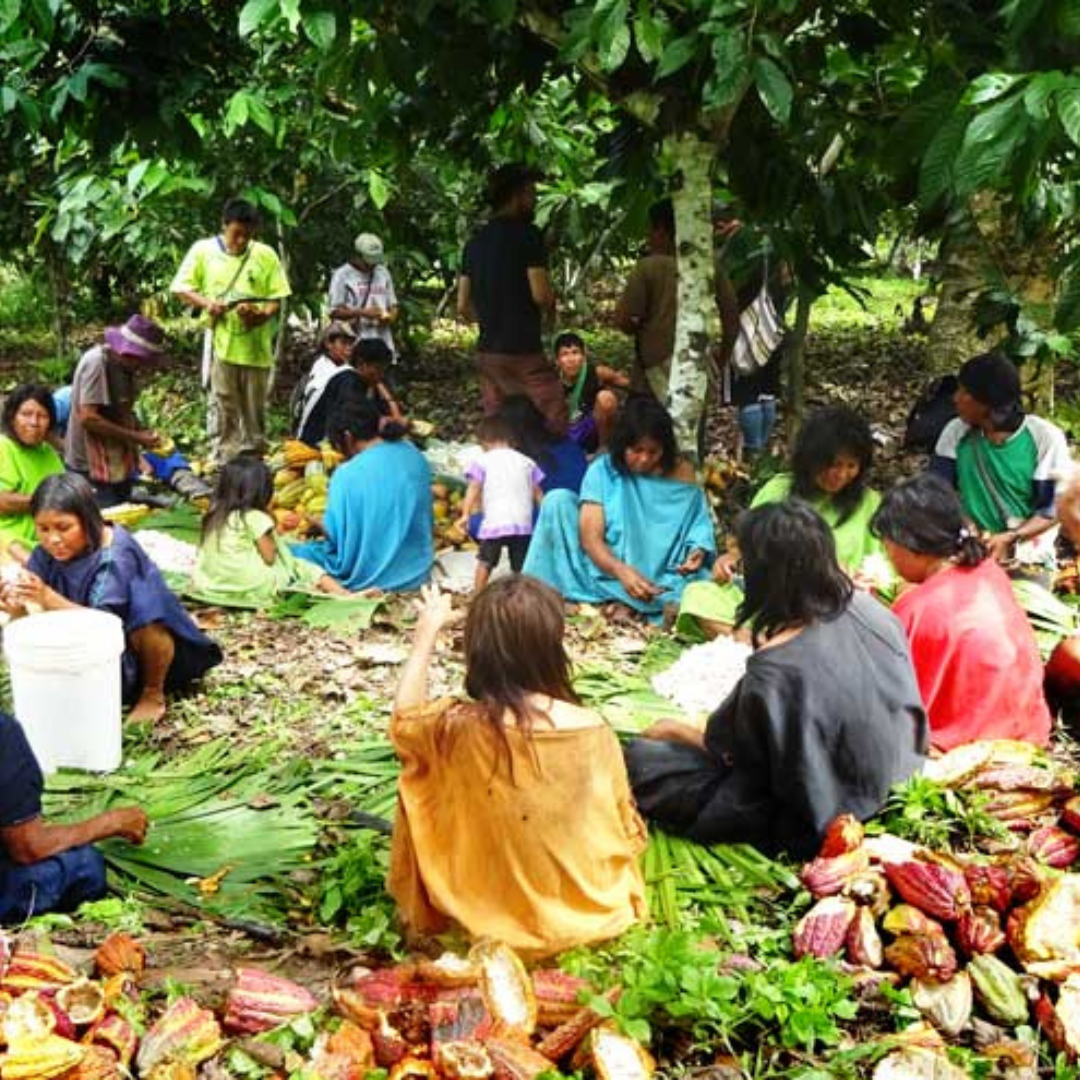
[0, 711, 148, 923]
[677, 405, 885, 639]
[292, 399, 433, 592]
[625, 501, 927, 860]
[523, 397, 714, 623]
[294, 321, 360, 447]
[553, 331, 628, 452]
[389, 577, 647, 957]
[0, 385, 65, 557]
[353, 338, 406, 426]
[190, 455, 352, 608]
[931, 351, 1070, 567]
[871, 474, 1051, 752]
[456, 416, 544, 593]
[328, 232, 399, 358]
[0, 474, 223, 724]
[65, 314, 169, 508]
[497, 395, 587, 495]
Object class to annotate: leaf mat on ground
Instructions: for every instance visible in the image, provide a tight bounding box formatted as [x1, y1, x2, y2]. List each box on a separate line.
[1013, 577, 1080, 658]
[574, 662, 689, 733]
[132, 504, 203, 544]
[267, 591, 383, 632]
[43, 740, 318, 920]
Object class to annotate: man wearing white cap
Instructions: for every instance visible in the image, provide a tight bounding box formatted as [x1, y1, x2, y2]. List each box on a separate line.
[328, 232, 399, 358]
[65, 313, 167, 507]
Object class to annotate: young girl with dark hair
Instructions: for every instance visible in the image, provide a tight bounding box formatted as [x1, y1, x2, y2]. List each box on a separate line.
[872, 473, 1051, 751]
[291, 399, 433, 591]
[677, 405, 884, 639]
[388, 577, 646, 956]
[626, 500, 926, 860]
[0, 473, 221, 724]
[190, 455, 349, 607]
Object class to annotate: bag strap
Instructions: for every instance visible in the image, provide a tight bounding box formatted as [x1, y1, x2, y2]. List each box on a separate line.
[214, 237, 254, 301]
[567, 361, 589, 418]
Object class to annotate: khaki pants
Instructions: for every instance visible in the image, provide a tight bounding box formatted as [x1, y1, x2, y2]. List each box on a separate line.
[211, 359, 271, 462]
[476, 351, 569, 436]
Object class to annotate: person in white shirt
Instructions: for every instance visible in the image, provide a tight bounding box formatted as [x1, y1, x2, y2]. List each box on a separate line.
[456, 415, 544, 593]
[327, 232, 399, 359]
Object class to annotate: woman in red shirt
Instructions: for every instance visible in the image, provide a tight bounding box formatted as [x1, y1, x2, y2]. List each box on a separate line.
[872, 474, 1051, 751]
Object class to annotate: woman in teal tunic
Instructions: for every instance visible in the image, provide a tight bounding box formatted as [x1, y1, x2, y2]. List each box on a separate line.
[523, 398, 715, 622]
[292, 399, 433, 591]
[677, 405, 884, 639]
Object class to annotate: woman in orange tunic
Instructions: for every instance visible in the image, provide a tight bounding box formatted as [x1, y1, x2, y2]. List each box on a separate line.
[388, 576, 647, 957]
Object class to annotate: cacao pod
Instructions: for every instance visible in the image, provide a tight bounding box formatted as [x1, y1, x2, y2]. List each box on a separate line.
[0, 1034, 84, 1079]
[65, 1044, 121, 1080]
[587, 1025, 654, 1080]
[86, 1013, 137, 1067]
[415, 953, 478, 989]
[484, 1037, 556, 1080]
[1008, 855, 1046, 904]
[818, 814, 864, 858]
[224, 967, 319, 1035]
[135, 997, 223, 1075]
[469, 940, 536, 1035]
[2, 993, 56, 1043]
[1062, 795, 1080, 834]
[963, 863, 1012, 913]
[883, 858, 970, 921]
[1036, 974, 1080, 1061]
[881, 905, 945, 938]
[0, 952, 76, 993]
[883, 933, 958, 982]
[910, 972, 973, 1037]
[792, 897, 857, 960]
[799, 848, 870, 898]
[968, 954, 1029, 1025]
[56, 979, 106, 1027]
[845, 907, 883, 969]
[531, 969, 591, 1027]
[93, 934, 145, 979]
[433, 1040, 494, 1080]
[1027, 825, 1080, 868]
[1008, 874, 1080, 969]
[956, 907, 1005, 957]
[842, 871, 891, 916]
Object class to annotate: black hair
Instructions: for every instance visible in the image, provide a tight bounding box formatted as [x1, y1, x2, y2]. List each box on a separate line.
[202, 455, 274, 541]
[872, 473, 987, 569]
[958, 352, 1024, 433]
[496, 396, 557, 474]
[648, 199, 675, 235]
[222, 198, 260, 227]
[31, 473, 105, 553]
[2, 384, 56, 443]
[608, 396, 678, 476]
[790, 406, 874, 524]
[553, 331, 586, 354]
[736, 500, 853, 643]
[327, 396, 406, 451]
[353, 338, 393, 367]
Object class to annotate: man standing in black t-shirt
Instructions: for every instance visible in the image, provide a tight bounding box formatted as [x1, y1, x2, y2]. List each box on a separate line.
[457, 164, 568, 435]
[0, 713, 148, 922]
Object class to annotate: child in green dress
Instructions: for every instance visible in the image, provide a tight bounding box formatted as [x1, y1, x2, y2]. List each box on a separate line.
[191, 455, 350, 607]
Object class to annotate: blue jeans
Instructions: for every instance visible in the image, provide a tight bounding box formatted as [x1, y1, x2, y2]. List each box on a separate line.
[739, 397, 777, 454]
[0, 846, 107, 923]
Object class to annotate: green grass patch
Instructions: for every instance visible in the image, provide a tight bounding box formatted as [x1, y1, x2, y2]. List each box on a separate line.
[811, 274, 931, 332]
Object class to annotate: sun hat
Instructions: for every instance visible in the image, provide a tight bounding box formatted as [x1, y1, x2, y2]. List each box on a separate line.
[103, 314, 167, 362]
[353, 233, 385, 264]
[486, 163, 543, 209]
[322, 320, 358, 345]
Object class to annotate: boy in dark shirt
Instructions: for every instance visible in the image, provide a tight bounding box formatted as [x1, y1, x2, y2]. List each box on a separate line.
[554, 332, 628, 452]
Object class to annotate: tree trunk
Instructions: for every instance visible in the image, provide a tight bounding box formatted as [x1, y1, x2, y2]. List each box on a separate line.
[784, 283, 813, 440]
[44, 244, 72, 363]
[665, 131, 719, 462]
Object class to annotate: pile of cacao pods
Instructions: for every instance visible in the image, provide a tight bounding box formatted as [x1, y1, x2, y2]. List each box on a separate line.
[0, 934, 652, 1080]
[793, 740, 1080, 1061]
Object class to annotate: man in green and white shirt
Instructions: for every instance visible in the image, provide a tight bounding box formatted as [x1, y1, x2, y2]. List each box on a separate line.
[171, 198, 291, 462]
[931, 352, 1070, 565]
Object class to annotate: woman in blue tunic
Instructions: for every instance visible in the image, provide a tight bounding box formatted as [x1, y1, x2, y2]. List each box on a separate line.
[0, 473, 222, 724]
[523, 397, 715, 621]
[292, 399, 434, 591]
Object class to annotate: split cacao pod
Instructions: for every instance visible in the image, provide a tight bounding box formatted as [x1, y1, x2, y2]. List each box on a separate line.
[968, 954, 1029, 1025]
[883, 858, 970, 921]
[93, 934, 145, 979]
[792, 897, 857, 960]
[818, 814, 865, 858]
[469, 941, 536, 1035]
[0, 1033, 84, 1079]
[881, 904, 945, 938]
[956, 907, 1006, 958]
[799, 848, 870, 898]
[910, 972, 973, 1037]
[845, 907, 883, 969]
[86, 1013, 137, 1067]
[0, 952, 76, 993]
[963, 863, 1012, 914]
[1027, 825, 1080, 868]
[134, 997, 223, 1075]
[883, 933, 958, 982]
[224, 967, 318, 1035]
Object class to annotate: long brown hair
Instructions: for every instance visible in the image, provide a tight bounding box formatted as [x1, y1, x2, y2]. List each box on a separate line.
[462, 574, 579, 773]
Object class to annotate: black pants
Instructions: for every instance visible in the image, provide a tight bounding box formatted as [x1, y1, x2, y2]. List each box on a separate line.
[477, 535, 531, 572]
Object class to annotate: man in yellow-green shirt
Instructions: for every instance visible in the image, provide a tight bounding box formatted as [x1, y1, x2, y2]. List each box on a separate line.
[171, 198, 291, 462]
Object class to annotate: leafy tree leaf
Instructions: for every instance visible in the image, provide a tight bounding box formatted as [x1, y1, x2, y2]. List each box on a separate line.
[633, 7, 664, 63]
[1055, 258, 1080, 331]
[965, 71, 1024, 105]
[238, 0, 279, 38]
[0, 0, 19, 34]
[281, 0, 301, 34]
[302, 11, 337, 51]
[600, 22, 631, 71]
[0, 85, 16, 113]
[655, 33, 698, 80]
[753, 57, 792, 124]
[1058, 85, 1080, 147]
[954, 97, 1028, 194]
[917, 108, 968, 207]
[367, 170, 390, 209]
[1059, 0, 1080, 35]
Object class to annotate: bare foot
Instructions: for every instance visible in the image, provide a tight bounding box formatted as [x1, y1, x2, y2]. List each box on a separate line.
[128, 690, 166, 725]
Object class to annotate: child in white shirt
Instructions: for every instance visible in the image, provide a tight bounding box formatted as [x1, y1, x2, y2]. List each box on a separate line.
[457, 416, 544, 592]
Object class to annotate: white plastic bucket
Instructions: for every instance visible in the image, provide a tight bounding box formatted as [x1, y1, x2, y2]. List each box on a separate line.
[3, 609, 125, 774]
